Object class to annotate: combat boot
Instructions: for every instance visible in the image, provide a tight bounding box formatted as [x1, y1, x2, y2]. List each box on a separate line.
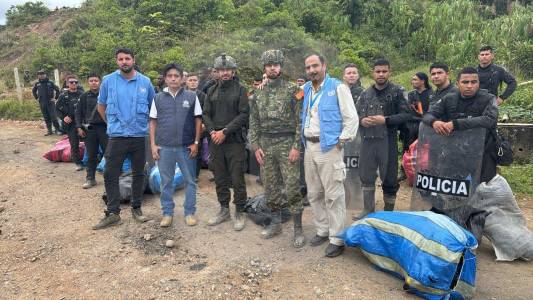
[352, 187, 376, 221]
[131, 207, 148, 223]
[261, 210, 282, 239]
[233, 210, 246, 231]
[383, 194, 396, 211]
[292, 211, 306, 248]
[207, 207, 230, 226]
[92, 212, 120, 230]
[44, 125, 53, 136]
[82, 179, 97, 189]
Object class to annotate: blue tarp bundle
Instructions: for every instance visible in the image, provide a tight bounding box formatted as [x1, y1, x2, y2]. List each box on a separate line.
[148, 163, 184, 194]
[340, 211, 478, 300]
[81, 146, 103, 166]
[96, 155, 132, 173]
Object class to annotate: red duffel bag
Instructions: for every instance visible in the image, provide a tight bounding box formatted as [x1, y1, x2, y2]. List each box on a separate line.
[402, 139, 430, 186]
[43, 137, 85, 162]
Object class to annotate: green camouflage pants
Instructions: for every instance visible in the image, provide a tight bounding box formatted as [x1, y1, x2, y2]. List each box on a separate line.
[261, 137, 303, 213]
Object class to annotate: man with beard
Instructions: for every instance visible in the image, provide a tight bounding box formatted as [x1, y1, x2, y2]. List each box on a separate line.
[203, 54, 250, 231]
[343, 63, 364, 104]
[76, 73, 107, 189]
[56, 74, 84, 171]
[429, 62, 457, 105]
[92, 47, 155, 230]
[354, 59, 410, 219]
[302, 54, 358, 257]
[32, 69, 61, 136]
[249, 50, 305, 247]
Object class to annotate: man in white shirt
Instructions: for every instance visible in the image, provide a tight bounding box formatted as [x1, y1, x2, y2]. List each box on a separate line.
[301, 54, 359, 257]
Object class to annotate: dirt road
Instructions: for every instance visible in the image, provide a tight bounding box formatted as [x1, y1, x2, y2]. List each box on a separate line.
[1, 120, 532, 299]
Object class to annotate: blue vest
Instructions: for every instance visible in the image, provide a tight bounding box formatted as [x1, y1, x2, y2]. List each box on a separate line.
[154, 89, 197, 147]
[301, 75, 343, 152]
[101, 71, 154, 137]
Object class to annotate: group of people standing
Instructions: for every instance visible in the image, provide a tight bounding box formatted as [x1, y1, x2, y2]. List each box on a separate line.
[32, 44, 515, 258]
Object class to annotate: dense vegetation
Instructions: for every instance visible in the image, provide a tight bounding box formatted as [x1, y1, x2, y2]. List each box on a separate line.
[2, 0, 531, 80]
[0, 0, 531, 119]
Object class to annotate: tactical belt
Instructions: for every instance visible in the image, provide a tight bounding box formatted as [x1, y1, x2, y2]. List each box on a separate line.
[305, 136, 320, 143]
[262, 132, 294, 138]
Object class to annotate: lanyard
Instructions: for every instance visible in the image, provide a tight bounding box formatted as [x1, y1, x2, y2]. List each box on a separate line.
[309, 89, 323, 110]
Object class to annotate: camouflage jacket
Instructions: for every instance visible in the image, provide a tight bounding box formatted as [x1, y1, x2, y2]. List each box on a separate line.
[249, 77, 303, 150]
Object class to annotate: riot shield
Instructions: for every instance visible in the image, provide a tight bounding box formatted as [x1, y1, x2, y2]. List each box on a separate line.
[344, 132, 363, 209]
[411, 124, 485, 214]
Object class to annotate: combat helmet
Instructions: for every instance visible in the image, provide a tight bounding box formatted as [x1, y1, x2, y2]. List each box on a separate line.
[261, 49, 284, 66]
[214, 53, 237, 69]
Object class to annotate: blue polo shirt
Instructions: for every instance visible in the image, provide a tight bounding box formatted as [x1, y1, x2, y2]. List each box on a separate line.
[98, 70, 155, 137]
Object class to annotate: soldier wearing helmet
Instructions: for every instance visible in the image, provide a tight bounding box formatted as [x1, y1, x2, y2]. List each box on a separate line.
[203, 54, 250, 231]
[249, 49, 306, 247]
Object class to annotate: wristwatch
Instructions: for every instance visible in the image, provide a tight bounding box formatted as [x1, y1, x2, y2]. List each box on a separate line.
[194, 140, 199, 145]
[222, 128, 228, 135]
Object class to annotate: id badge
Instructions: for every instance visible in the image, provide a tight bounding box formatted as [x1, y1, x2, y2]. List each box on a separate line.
[304, 110, 311, 128]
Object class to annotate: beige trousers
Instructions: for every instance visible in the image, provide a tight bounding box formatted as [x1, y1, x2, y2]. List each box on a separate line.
[304, 141, 347, 246]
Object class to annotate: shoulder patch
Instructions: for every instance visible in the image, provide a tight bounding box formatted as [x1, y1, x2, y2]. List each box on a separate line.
[295, 90, 304, 101]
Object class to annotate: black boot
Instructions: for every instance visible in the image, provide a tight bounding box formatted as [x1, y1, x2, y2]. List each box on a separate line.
[44, 124, 53, 136]
[261, 210, 282, 239]
[383, 194, 396, 211]
[352, 187, 376, 220]
[293, 211, 305, 248]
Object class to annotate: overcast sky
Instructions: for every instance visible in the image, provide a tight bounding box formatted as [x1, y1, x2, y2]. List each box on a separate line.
[0, 0, 84, 25]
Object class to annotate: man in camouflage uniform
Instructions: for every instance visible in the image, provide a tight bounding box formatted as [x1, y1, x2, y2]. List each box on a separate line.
[249, 50, 305, 247]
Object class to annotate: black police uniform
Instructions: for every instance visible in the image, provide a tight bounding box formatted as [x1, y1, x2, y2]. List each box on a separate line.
[429, 82, 457, 105]
[75, 90, 108, 180]
[349, 81, 364, 105]
[423, 89, 498, 183]
[477, 63, 516, 101]
[356, 82, 410, 201]
[203, 79, 250, 212]
[32, 78, 60, 133]
[56, 90, 83, 165]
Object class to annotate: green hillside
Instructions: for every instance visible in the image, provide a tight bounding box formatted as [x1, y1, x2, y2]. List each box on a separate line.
[0, 0, 531, 104]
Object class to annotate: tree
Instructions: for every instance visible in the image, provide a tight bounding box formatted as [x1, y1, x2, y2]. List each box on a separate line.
[5, 1, 51, 28]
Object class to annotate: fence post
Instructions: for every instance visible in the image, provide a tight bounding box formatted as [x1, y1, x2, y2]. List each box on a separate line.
[14, 67, 23, 101]
[54, 69, 60, 87]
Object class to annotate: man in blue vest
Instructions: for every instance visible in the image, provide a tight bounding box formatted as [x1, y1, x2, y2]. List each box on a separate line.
[149, 63, 202, 228]
[92, 47, 155, 230]
[302, 54, 359, 257]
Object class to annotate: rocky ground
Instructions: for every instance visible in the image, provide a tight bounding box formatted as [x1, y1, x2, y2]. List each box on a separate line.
[0, 120, 532, 299]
